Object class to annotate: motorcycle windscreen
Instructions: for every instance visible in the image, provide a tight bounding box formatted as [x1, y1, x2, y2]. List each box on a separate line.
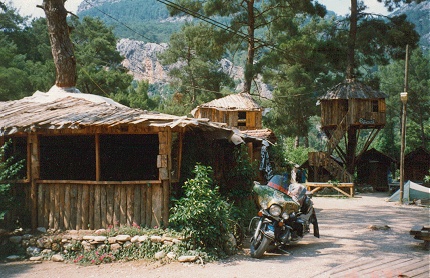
[253, 182, 300, 213]
[266, 174, 289, 195]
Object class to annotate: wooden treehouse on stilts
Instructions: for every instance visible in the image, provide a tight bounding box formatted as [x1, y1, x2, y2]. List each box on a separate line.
[307, 79, 387, 197]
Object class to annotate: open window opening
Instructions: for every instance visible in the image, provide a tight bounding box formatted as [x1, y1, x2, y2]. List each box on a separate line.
[100, 134, 158, 181]
[372, 100, 379, 112]
[237, 111, 247, 127]
[40, 135, 95, 180]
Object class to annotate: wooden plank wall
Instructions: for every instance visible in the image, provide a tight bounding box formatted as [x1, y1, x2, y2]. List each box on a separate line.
[36, 183, 162, 230]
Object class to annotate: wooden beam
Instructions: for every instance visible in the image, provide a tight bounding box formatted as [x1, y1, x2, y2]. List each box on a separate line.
[28, 133, 40, 229]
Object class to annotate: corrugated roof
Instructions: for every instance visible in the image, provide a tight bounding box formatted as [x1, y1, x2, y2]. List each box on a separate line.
[320, 79, 387, 100]
[196, 93, 262, 111]
[0, 87, 233, 136]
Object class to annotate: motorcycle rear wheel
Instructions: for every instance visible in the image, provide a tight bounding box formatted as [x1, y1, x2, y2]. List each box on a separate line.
[250, 234, 271, 258]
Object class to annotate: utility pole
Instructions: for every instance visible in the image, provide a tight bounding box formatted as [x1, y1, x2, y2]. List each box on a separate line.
[399, 44, 409, 204]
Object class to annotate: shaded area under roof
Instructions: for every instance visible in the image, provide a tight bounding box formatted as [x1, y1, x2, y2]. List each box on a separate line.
[320, 79, 388, 100]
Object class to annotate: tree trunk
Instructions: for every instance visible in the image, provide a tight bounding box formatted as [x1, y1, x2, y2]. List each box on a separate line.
[42, 0, 77, 87]
[346, 0, 357, 80]
[244, 0, 255, 93]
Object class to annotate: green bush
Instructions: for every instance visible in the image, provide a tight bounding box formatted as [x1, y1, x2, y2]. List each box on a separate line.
[169, 164, 235, 258]
[0, 140, 25, 227]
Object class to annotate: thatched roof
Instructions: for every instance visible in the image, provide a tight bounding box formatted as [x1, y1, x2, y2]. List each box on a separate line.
[0, 86, 235, 136]
[194, 93, 262, 111]
[320, 79, 387, 100]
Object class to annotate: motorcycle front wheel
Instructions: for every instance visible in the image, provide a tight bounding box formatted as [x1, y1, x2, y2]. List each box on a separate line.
[250, 233, 271, 258]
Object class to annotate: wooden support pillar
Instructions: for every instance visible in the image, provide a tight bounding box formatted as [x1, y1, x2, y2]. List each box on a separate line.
[158, 128, 171, 227]
[28, 133, 40, 229]
[247, 142, 253, 161]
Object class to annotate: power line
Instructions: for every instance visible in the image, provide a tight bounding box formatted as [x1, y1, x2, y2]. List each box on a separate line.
[81, 0, 155, 42]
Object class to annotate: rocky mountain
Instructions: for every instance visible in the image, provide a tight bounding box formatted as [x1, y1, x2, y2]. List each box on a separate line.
[392, 1, 430, 50]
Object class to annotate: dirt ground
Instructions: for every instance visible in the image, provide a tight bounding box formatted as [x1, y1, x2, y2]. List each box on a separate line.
[1, 192, 429, 278]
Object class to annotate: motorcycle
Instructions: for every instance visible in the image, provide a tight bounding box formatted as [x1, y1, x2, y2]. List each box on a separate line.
[249, 175, 319, 258]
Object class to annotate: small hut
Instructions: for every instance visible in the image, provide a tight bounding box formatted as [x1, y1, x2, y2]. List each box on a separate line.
[405, 147, 430, 185]
[356, 148, 397, 191]
[0, 86, 244, 230]
[191, 93, 264, 131]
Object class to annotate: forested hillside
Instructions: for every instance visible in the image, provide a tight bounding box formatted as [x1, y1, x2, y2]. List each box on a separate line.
[77, 0, 183, 42]
[77, 0, 429, 49]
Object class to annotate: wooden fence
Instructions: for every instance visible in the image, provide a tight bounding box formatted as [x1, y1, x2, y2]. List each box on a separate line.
[35, 181, 166, 230]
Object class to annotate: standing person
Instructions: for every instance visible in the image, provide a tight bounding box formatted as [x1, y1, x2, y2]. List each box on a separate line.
[291, 164, 300, 183]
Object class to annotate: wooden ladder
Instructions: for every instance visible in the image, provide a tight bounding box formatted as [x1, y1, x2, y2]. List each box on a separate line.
[326, 113, 348, 155]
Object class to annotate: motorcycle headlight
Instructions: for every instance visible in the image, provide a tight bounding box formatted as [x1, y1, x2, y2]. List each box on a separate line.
[269, 204, 282, 217]
[282, 212, 289, 220]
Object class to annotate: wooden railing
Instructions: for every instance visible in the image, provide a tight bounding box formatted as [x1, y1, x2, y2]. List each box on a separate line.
[309, 152, 353, 183]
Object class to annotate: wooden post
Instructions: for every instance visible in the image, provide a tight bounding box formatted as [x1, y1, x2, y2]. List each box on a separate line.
[28, 134, 40, 229]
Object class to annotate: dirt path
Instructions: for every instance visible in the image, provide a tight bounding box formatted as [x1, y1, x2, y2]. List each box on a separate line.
[1, 193, 429, 278]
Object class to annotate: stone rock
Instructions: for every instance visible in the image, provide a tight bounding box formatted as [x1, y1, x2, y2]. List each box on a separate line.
[95, 228, 106, 234]
[36, 238, 45, 248]
[130, 235, 139, 243]
[138, 235, 148, 242]
[150, 235, 163, 243]
[36, 227, 47, 233]
[22, 234, 33, 240]
[178, 255, 198, 262]
[94, 236, 107, 242]
[110, 243, 121, 252]
[167, 252, 176, 260]
[6, 255, 21, 261]
[29, 256, 43, 261]
[43, 238, 52, 249]
[172, 238, 182, 245]
[108, 237, 117, 244]
[162, 236, 174, 242]
[51, 242, 61, 252]
[82, 241, 92, 251]
[123, 241, 133, 249]
[41, 249, 52, 255]
[154, 251, 166, 260]
[62, 235, 72, 240]
[51, 254, 64, 262]
[29, 237, 37, 246]
[368, 224, 391, 231]
[83, 235, 95, 241]
[9, 236, 22, 244]
[163, 241, 174, 246]
[115, 235, 131, 242]
[97, 243, 107, 250]
[26, 246, 42, 256]
[21, 239, 30, 248]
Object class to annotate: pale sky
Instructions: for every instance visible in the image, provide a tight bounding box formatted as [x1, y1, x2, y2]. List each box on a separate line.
[8, 0, 390, 19]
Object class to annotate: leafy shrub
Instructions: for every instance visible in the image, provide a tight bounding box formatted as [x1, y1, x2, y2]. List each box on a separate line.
[0, 140, 25, 227]
[169, 164, 235, 257]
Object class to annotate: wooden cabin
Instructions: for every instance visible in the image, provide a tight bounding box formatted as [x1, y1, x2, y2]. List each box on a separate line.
[191, 93, 263, 131]
[356, 148, 397, 191]
[405, 147, 430, 185]
[0, 86, 244, 230]
[319, 79, 387, 132]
